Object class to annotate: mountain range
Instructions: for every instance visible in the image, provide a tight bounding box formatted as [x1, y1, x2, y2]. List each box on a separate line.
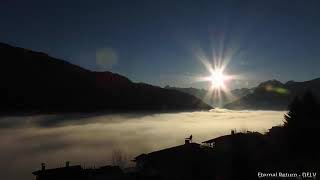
[224, 79, 320, 110]
[164, 86, 252, 107]
[166, 78, 320, 110]
[1, 42, 319, 113]
[0, 43, 211, 114]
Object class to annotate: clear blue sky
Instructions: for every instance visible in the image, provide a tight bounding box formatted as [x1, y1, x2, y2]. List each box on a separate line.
[1, 0, 320, 89]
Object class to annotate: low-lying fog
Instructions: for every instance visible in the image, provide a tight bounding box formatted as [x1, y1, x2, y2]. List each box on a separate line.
[0, 109, 285, 180]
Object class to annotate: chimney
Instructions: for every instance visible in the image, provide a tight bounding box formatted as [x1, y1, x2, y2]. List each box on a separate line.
[66, 161, 70, 168]
[231, 129, 235, 135]
[41, 163, 46, 171]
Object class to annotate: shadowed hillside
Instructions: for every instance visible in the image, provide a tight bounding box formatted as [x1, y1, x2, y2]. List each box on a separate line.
[0, 43, 211, 114]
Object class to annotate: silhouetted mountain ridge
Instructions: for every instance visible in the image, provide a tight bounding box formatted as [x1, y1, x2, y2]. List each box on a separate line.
[225, 78, 320, 110]
[0, 43, 211, 114]
[164, 86, 252, 107]
[257, 79, 284, 88]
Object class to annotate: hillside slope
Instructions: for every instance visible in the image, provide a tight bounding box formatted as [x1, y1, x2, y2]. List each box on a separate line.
[0, 43, 211, 114]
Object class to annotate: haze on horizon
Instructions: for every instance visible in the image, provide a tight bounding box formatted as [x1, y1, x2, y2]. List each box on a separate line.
[1, 0, 320, 90]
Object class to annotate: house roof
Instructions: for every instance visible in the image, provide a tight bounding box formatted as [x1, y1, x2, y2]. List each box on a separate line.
[84, 165, 123, 175]
[133, 143, 204, 162]
[202, 134, 230, 144]
[149, 143, 201, 155]
[132, 153, 147, 162]
[32, 165, 82, 175]
[202, 132, 264, 144]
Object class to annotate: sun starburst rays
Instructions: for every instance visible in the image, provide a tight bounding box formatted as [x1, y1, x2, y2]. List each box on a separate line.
[194, 50, 240, 107]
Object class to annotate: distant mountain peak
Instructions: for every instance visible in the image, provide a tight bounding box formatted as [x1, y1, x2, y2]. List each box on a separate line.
[164, 85, 252, 107]
[285, 80, 296, 85]
[258, 80, 284, 88]
[225, 78, 320, 110]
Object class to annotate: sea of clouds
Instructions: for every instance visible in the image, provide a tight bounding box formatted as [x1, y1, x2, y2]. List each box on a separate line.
[0, 109, 285, 180]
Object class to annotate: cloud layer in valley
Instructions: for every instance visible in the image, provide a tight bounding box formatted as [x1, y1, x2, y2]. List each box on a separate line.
[0, 109, 284, 180]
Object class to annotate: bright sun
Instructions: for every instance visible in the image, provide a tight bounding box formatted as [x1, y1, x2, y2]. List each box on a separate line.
[193, 43, 242, 106]
[193, 46, 243, 106]
[210, 68, 227, 89]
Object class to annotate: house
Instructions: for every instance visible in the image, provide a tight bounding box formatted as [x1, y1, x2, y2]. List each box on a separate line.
[32, 162, 86, 180]
[86, 165, 124, 180]
[202, 131, 266, 180]
[32, 162, 124, 180]
[132, 140, 215, 180]
[202, 131, 265, 151]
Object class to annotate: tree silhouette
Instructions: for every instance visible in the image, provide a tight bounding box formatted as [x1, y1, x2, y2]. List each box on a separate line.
[284, 97, 302, 128]
[283, 91, 320, 153]
[284, 91, 320, 129]
[111, 149, 128, 169]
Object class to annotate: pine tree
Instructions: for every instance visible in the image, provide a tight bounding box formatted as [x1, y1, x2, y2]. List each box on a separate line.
[283, 96, 302, 128]
[284, 91, 320, 129]
[283, 91, 320, 153]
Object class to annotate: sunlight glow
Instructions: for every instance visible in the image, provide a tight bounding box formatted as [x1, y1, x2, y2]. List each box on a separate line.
[189, 30, 248, 107]
[209, 68, 228, 89]
[194, 49, 241, 106]
[200, 63, 235, 101]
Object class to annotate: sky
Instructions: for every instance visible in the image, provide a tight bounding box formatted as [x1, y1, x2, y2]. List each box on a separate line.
[1, 0, 320, 89]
